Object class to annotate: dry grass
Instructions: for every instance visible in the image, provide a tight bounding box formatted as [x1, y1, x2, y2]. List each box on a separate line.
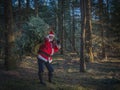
[0, 55, 120, 90]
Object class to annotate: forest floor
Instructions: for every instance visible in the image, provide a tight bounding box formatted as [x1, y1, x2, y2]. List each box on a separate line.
[0, 53, 120, 90]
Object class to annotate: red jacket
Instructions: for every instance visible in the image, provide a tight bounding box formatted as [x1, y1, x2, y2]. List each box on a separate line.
[38, 37, 59, 62]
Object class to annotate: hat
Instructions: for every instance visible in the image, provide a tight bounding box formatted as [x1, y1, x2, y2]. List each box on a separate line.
[49, 31, 55, 37]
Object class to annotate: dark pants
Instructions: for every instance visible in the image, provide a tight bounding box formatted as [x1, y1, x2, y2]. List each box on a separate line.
[37, 58, 54, 73]
[37, 58, 54, 83]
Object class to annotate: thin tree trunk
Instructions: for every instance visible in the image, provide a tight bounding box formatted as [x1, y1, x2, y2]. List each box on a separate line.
[99, 0, 105, 59]
[61, 0, 64, 54]
[58, 0, 64, 54]
[4, 0, 16, 70]
[70, 0, 73, 51]
[80, 0, 86, 72]
[26, 0, 30, 18]
[18, 0, 21, 9]
[26, 0, 30, 9]
[71, 3, 76, 51]
[86, 0, 94, 62]
[105, 0, 110, 60]
[18, 0, 21, 20]
[34, 0, 39, 17]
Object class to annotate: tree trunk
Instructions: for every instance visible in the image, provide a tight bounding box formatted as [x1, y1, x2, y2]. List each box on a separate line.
[18, 0, 22, 20]
[58, 0, 64, 54]
[105, 0, 110, 60]
[99, 0, 106, 59]
[26, 0, 30, 9]
[71, 3, 76, 52]
[18, 0, 21, 9]
[26, 0, 30, 18]
[4, 0, 16, 70]
[86, 0, 94, 62]
[80, 0, 86, 72]
[34, 0, 39, 17]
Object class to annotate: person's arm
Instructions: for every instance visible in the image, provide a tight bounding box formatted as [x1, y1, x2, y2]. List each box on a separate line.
[53, 44, 61, 53]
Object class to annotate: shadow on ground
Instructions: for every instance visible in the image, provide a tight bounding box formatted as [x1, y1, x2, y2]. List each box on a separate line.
[0, 56, 120, 90]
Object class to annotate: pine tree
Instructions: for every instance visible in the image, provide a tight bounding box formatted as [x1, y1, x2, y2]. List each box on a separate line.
[4, 0, 16, 70]
[86, 0, 94, 62]
[80, 0, 86, 72]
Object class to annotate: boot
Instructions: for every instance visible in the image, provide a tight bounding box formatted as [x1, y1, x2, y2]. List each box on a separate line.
[48, 72, 53, 83]
[38, 73, 46, 86]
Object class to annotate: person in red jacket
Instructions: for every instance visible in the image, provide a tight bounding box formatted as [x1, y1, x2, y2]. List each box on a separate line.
[37, 30, 60, 85]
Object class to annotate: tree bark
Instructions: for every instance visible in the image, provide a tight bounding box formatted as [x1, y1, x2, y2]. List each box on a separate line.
[86, 0, 94, 62]
[26, 0, 30, 9]
[99, 0, 106, 59]
[58, 0, 64, 54]
[34, 0, 39, 17]
[80, 0, 86, 72]
[18, 0, 22, 20]
[18, 0, 21, 9]
[4, 0, 16, 70]
[26, 0, 30, 18]
[71, 3, 76, 52]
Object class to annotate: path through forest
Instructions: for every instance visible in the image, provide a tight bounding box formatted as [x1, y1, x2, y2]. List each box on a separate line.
[0, 54, 120, 90]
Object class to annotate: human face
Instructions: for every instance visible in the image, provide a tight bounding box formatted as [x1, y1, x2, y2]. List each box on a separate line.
[49, 36, 54, 41]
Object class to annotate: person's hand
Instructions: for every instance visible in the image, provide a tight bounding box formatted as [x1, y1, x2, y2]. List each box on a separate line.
[49, 60, 52, 63]
[45, 60, 52, 63]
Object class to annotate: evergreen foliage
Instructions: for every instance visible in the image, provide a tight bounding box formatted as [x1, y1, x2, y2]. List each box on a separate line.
[110, 0, 120, 41]
[15, 16, 49, 54]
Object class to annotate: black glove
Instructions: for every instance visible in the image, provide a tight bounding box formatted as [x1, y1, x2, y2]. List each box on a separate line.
[56, 40, 60, 45]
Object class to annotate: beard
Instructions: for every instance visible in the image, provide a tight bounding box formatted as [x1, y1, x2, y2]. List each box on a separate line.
[49, 38, 54, 42]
